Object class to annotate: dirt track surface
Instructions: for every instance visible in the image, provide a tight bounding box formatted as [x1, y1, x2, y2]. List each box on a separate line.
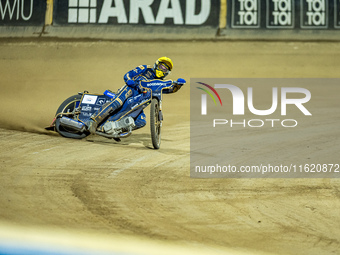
[0, 41, 340, 255]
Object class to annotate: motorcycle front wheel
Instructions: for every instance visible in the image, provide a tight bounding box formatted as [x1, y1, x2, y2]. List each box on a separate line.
[150, 98, 161, 149]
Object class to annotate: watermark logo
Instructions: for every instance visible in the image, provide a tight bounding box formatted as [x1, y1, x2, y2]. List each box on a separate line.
[196, 81, 312, 128]
[190, 78, 338, 179]
[199, 84, 311, 116]
[196, 82, 222, 115]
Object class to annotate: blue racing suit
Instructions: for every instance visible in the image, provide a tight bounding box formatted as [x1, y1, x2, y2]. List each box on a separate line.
[89, 65, 182, 130]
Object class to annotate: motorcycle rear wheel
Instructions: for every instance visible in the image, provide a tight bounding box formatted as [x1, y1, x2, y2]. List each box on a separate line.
[55, 94, 88, 139]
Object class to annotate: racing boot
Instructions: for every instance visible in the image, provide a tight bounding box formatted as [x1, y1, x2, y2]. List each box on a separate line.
[86, 119, 98, 135]
[86, 100, 122, 135]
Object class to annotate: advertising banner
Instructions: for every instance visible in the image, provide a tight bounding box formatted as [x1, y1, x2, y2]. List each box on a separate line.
[266, 0, 295, 28]
[335, 0, 340, 27]
[0, 0, 46, 26]
[228, 0, 340, 29]
[300, 0, 328, 28]
[53, 0, 220, 27]
[231, 0, 261, 28]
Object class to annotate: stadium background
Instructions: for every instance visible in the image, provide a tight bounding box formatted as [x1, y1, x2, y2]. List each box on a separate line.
[0, 1, 340, 255]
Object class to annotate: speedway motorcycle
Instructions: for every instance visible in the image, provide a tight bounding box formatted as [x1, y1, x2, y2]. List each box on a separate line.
[46, 79, 185, 149]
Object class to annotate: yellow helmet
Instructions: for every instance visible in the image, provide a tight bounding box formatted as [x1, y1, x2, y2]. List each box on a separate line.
[154, 56, 173, 78]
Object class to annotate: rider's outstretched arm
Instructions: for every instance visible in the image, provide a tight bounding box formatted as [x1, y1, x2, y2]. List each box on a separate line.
[139, 79, 185, 94]
[140, 80, 172, 90]
[163, 83, 181, 94]
[162, 78, 186, 94]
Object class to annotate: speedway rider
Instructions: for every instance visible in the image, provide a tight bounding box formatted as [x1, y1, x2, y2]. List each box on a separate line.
[86, 56, 185, 134]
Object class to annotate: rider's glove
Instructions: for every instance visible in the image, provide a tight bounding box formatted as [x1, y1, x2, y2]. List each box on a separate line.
[176, 78, 186, 85]
[172, 78, 186, 92]
[137, 84, 146, 94]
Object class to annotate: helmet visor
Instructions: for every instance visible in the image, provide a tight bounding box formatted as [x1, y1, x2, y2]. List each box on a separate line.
[157, 63, 170, 76]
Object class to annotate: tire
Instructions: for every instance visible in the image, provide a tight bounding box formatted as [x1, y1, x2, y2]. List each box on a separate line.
[150, 98, 161, 149]
[55, 94, 88, 139]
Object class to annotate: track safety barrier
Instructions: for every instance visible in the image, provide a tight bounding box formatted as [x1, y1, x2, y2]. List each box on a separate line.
[0, 0, 339, 40]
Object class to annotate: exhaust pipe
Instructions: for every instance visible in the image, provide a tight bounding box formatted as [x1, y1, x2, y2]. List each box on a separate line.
[59, 117, 85, 132]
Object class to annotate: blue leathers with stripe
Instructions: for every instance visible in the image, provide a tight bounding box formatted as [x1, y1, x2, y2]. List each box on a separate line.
[124, 65, 182, 94]
[90, 65, 176, 129]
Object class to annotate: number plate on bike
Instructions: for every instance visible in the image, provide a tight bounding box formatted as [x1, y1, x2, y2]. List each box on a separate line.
[82, 95, 98, 105]
[78, 94, 112, 120]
